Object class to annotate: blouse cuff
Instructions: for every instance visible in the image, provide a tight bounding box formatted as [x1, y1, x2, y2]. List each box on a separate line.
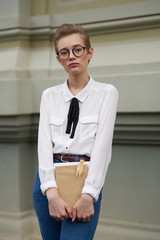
[40, 181, 57, 195]
[81, 184, 100, 202]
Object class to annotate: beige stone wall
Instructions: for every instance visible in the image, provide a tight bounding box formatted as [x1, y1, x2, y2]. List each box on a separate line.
[0, 0, 160, 239]
[0, 0, 160, 114]
[30, 0, 148, 15]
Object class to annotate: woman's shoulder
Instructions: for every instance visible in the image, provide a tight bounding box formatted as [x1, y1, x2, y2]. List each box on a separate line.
[42, 83, 64, 96]
[91, 78, 118, 93]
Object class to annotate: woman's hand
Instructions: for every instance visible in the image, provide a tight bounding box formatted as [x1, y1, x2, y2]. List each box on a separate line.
[72, 194, 94, 222]
[46, 188, 72, 221]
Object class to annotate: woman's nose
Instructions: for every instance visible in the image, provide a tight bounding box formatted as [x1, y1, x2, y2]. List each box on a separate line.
[68, 49, 76, 59]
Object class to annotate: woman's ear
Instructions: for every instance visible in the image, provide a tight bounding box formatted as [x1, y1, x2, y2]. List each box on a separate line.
[56, 55, 62, 65]
[87, 47, 93, 63]
[88, 47, 93, 61]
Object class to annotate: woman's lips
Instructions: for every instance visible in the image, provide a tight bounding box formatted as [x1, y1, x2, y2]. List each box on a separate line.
[69, 63, 79, 67]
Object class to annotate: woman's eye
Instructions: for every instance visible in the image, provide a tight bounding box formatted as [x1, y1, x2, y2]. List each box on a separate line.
[61, 51, 68, 55]
[75, 48, 82, 52]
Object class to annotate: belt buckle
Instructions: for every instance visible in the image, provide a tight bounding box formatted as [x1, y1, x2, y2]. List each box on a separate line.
[60, 154, 69, 163]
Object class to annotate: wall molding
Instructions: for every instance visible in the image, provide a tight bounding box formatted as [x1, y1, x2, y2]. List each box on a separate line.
[114, 113, 160, 146]
[98, 217, 160, 233]
[56, 0, 95, 7]
[0, 0, 160, 41]
[0, 114, 38, 143]
[0, 15, 159, 41]
[95, 217, 160, 240]
[0, 113, 160, 145]
[0, 210, 34, 240]
[1, 62, 160, 79]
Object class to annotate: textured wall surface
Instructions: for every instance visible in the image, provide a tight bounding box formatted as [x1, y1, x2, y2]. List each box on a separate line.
[0, 0, 160, 239]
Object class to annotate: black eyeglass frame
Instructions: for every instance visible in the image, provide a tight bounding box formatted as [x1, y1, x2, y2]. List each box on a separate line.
[57, 46, 87, 60]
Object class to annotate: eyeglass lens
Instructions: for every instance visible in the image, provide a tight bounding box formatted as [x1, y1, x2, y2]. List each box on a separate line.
[58, 46, 85, 60]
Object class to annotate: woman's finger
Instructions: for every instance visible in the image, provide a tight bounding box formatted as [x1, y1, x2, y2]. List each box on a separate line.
[72, 207, 77, 222]
[65, 204, 72, 219]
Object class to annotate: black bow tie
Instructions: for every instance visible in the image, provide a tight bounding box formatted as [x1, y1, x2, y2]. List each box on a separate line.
[66, 98, 79, 139]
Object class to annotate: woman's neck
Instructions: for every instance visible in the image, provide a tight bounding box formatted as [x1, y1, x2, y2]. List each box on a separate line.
[67, 73, 89, 96]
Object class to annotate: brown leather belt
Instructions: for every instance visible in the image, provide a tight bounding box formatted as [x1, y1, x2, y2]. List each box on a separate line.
[54, 154, 90, 162]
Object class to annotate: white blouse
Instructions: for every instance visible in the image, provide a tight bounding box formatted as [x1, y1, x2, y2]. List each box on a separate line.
[38, 77, 118, 201]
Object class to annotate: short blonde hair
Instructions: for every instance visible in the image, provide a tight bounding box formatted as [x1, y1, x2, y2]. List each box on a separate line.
[54, 24, 91, 53]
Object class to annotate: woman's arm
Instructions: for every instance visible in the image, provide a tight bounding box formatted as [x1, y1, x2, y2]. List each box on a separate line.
[82, 86, 119, 201]
[38, 90, 57, 193]
[38, 90, 72, 220]
[72, 85, 118, 221]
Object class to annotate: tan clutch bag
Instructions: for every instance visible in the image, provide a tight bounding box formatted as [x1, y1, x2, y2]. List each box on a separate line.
[55, 160, 88, 209]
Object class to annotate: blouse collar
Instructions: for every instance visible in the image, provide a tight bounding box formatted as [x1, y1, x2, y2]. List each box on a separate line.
[63, 76, 94, 102]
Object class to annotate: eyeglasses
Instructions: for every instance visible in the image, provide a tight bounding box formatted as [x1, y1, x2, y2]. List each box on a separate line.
[57, 46, 86, 60]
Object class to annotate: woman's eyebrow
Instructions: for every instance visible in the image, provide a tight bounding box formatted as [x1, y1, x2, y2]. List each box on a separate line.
[73, 44, 83, 47]
[59, 44, 83, 51]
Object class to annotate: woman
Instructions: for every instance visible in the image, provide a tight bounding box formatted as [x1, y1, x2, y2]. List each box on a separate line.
[33, 24, 118, 240]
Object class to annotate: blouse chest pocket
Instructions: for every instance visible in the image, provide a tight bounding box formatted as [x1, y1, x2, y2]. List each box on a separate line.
[79, 114, 99, 143]
[49, 116, 64, 142]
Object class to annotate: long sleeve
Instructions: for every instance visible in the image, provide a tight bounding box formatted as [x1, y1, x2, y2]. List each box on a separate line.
[82, 86, 118, 201]
[38, 91, 57, 194]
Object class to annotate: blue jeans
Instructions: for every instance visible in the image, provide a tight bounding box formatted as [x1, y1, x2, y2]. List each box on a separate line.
[33, 159, 102, 240]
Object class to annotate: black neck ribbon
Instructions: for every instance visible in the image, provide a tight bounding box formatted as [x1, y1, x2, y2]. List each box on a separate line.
[66, 98, 79, 139]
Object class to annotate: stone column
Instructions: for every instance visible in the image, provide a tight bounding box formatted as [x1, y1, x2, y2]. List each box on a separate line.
[0, 1, 38, 239]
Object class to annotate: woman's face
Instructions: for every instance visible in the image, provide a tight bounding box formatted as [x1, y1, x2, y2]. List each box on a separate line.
[56, 33, 93, 76]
